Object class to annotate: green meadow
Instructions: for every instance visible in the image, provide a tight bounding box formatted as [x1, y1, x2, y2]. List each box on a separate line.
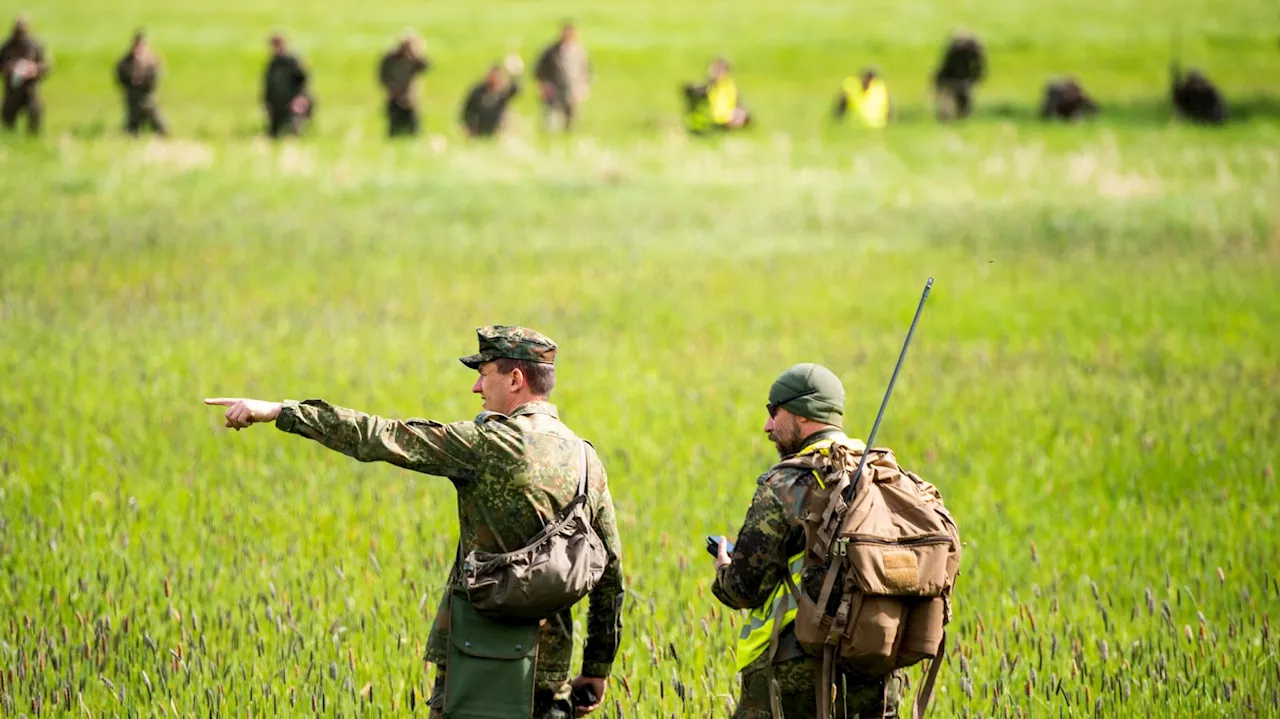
[1, 0, 1278, 715]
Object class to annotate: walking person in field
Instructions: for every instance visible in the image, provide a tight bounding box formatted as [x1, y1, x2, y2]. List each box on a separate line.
[0, 15, 51, 135]
[379, 32, 431, 137]
[204, 325, 625, 719]
[261, 33, 313, 138]
[115, 30, 168, 136]
[711, 364, 904, 718]
[460, 54, 524, 138]
[534, 20, 591, 131]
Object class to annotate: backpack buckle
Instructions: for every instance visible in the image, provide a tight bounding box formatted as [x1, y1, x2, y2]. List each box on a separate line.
[834, 537, 849, 557]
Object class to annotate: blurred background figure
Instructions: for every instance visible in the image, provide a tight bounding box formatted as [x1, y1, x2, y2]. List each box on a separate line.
[262, 33, 312, 139]
[534, 20, 590, 131]
[1039, 76, 1098, 121]
[460, 54, 523, 138]
[932, 31, 986, 121]
[379, 32, 430, 138]
[1170, 64, 1227, 125]
[833, 68, 891, 128]
[1, 15, 51, 134]
[682, 57, 751, 135]
[115, 30, 167, 136]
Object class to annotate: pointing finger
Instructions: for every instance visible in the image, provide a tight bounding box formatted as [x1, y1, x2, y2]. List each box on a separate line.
[205, 398, 239, 406]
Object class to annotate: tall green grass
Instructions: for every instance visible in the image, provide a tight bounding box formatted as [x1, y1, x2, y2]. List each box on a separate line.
[2, 0, 1279, 715]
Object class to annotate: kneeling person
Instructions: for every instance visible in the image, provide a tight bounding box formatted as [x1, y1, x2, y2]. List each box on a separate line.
[712, 364, 901, 718]
[833, 68, 891, 128]
[683, 57, 751, 134]
[1039, 77, 1098, 121]
[1171, 64, 1227, 124]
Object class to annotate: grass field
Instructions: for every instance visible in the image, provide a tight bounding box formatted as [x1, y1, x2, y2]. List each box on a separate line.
[2, 0, 1279, 716]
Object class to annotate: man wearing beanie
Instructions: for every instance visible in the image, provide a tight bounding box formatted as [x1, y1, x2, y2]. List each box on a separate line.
[711, 363, 902, 718]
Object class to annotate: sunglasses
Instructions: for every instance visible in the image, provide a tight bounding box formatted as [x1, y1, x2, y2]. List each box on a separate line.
[767, 389, 818, 418]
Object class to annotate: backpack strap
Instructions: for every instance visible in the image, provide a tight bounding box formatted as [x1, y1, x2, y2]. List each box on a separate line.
[575, 440, 590, 498]
[911, 633, 946, 719]
[766, 595, 788, 719]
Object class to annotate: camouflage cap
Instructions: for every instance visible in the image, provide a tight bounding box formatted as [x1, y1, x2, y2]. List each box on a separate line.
[459, 325, 558, 369]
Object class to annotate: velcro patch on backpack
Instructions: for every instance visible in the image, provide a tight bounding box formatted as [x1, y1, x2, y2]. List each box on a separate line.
[882, 550, 920, 592]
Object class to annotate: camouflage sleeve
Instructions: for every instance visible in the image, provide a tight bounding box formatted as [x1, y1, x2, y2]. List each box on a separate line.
[274, 399, 486, 482]
[581, 477, 625, 678]
[712, 479, 791, 610]
[534, 45, 556, 82]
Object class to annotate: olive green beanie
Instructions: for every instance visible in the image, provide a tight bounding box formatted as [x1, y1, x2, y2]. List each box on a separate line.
[768, 363, 845, 425]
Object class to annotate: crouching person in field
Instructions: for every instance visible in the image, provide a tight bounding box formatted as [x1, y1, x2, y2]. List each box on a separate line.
[711, 364, 903, 718]
[683, 57, 752, 135]
[1039, 76, 1098, 121]
[1170, 63, 1227, 125]
[461, 55, 524, 138]
[832, 68, 891, 129]
[205, 325, 626, 719]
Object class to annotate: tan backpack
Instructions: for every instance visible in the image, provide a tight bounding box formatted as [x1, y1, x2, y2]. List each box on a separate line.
[775, 437, 961, 719]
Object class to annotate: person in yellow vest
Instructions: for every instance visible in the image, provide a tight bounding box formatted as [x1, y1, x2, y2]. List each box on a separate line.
[682, 57, 751, 135]
[711, 364, 902, 718]
[832, 68, 891, 128]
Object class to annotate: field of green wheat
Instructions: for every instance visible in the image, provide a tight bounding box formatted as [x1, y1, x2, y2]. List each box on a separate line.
[1, 0, 1278, 716]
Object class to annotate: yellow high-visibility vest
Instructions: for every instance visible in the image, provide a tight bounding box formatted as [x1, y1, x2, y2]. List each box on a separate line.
[708, 76, 739, 126]
[842, 76, 889, 128]
[735, 552, 805, 672]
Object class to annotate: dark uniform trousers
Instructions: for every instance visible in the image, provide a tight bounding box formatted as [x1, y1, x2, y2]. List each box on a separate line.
[386, 99, 419, 137]
[2, 88, 41, 133]
[734, 657, 902, 719]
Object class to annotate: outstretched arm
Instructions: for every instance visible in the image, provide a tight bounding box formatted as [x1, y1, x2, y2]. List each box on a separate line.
[204, 397, 486, 480]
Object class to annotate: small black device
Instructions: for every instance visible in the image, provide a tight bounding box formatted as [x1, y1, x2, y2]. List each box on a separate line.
[572, 684, 598, 709]
[705, 535, 734, 557]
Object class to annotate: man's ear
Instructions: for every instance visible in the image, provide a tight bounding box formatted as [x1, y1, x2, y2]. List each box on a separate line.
[509, 367, 527, 392]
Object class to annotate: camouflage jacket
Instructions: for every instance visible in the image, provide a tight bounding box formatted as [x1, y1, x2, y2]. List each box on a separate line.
[116, 53, 159, 102]
[379, 50, 429, 106]
[274, 399, 626, 687]
[262, 53, 308, 106]
[712, 428, 860, 673]
[0, 34, 49, 93]
[534, 40, 590, 97]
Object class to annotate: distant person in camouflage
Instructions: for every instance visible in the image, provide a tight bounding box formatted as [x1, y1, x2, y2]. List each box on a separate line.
[115, 30, 168, 136]
[932, 31, 986, 121]
[461, 54, 524, 138]
[262, 33, 312, 138]
[712, 364, 902, 718]
[0, 15, 51, 135]
[1170, 64, 1227, 125]
[1039, 76, 1098, 121]
[204, 325, 625, 719]
[379, 33, 430, 137]
[534, 21, 591, 131]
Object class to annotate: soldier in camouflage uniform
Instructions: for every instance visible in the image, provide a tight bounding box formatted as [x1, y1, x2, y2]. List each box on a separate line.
[0, 15, 51, 135]
[931, 31, 986, 121]
[712, 364, 902, 719]
[379, 33, 431, 137]
[534, 21, 591, 132]
[261, 33, 312, 138]
[115, 31, 168, 136]
[204, 326, 626, 719]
